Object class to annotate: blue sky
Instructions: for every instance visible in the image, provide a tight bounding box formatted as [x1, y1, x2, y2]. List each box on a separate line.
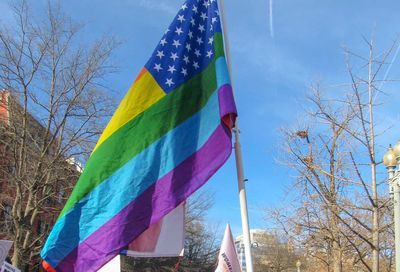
[2, 0, 400, 238]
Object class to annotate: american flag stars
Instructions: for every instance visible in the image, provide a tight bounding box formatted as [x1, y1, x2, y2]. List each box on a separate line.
[194, 49, 201, 58]
[172, 40, 181, 48]
[183, 55, 190, 64]
[170, 52, 179, 61]
[177, 15, 185, 23]
[181, 68, 188, 76]
[154, 63, 162, 72]
[165, 78, 174, 87]
[145, 0, 222, 92]
[156, 50, 164, 59]
[203, 0, 211, 8]
[175, 27, 184, 35]
[198, 24, 205, 33]
[168, 65, 177, 74]
[160, 38, 167, 46]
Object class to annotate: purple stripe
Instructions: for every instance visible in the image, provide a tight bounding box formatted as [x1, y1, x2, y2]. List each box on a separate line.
[218, 84, 237, 128]
[218, 84, 237, 125]
[55, 125, 232, 272]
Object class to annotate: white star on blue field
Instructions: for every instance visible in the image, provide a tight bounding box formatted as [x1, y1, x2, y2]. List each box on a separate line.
[2, 0, 400, 238]
[144, 0, 221, 92]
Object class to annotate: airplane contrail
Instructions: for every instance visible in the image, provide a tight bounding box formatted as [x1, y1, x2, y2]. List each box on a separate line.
[269, 0, 275, 39]
[373, 41, 400, 103]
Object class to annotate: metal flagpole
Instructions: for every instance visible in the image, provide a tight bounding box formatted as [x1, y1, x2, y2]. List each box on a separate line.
[218, 1, 254, 271]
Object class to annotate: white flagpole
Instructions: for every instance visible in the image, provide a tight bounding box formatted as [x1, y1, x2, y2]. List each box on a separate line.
[218, 1, 254, 271]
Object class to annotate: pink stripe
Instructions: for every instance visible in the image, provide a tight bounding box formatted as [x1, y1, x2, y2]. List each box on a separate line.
[56, 125, 232, 272]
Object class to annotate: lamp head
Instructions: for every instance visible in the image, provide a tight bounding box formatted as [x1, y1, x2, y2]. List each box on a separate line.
[393, 140, 400, 160]
[383, 145, 397, 168]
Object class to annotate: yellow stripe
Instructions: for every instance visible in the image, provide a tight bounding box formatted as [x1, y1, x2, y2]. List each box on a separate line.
[93, 68, 166, 153]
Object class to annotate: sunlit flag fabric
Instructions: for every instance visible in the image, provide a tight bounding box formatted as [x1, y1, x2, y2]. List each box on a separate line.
[215, 225, 242, 272]
[41, 0, 237, 271]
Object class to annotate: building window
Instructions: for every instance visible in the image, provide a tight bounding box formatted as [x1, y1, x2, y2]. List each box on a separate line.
[3, 205, 12, 231]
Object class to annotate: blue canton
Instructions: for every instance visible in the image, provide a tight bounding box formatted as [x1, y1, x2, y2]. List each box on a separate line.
[145, 0, 222, 93]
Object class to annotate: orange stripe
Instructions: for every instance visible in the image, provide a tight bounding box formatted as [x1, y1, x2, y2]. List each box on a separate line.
[135, 68, 147, 82]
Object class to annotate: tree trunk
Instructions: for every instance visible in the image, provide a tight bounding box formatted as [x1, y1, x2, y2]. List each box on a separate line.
[371, 162, 379, 272]
[368, 43, 379, 272]
[12, 239, 22, 269]
[331, 208, 343, 272]
[333, 246, 343, 272]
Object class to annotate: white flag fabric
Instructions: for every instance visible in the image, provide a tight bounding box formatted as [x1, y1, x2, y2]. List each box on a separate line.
[97, 204, 185, 271]
[121, 203, 185, 258]
[215, 224, 242, 272]
[97, 255, 120, 272]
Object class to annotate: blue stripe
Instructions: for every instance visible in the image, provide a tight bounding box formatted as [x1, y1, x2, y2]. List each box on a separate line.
[41, 58, 228, 265]
[41, 57, 230, 265]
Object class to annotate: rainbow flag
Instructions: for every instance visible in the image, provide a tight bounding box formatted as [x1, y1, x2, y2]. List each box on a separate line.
[41, 0, 237, 271]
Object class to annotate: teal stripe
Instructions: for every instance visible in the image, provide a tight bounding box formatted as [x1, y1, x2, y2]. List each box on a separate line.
[216, 57, 231, 87]
[42, 85, 223, 266]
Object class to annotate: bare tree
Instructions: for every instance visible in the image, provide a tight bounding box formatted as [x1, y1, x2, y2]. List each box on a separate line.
[278, 110, 353, 272]
[0, 1, 117, 269]
[183, 191, 219, 270]
[252, 231, 300, 272]
[273, 38, 397, 272]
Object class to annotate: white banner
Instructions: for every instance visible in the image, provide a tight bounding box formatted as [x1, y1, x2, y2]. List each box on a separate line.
[215, 224, 242, 272]
[122, 203, 185, 258]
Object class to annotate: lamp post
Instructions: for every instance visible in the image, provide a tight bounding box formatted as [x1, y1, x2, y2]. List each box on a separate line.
[383, 141, 400, 272]
[296, 260, 301, 272]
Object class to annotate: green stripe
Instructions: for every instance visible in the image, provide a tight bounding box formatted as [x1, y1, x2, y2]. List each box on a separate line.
[214, 33, 224, 59]
[59, 33, 226, 218]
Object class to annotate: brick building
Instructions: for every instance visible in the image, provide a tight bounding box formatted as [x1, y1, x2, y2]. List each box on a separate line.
[0, 90, 80, 270]
[0, 91, 12, 235]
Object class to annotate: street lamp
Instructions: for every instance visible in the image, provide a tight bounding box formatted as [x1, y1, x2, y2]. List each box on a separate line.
[296, 260, 301, 272]
[383, 141, 400, 272]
